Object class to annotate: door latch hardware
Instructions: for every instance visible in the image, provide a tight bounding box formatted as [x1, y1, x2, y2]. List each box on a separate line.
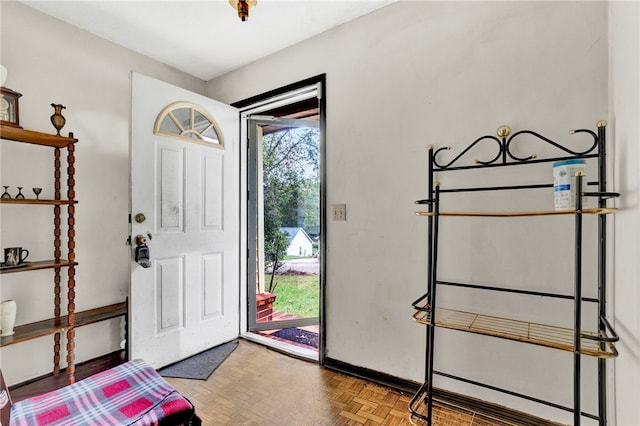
[134, 234, 152, 268]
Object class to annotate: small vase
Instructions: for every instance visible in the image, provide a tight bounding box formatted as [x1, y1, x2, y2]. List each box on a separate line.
[50, 103, 66, 136]
[1, 300, 17, 336]
[1, 186, 10, 199]
[15, 187, 24, 199]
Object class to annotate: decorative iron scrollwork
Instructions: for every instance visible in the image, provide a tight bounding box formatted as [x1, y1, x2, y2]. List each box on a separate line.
[432, 135, 503, 168]
[506, 129, 598, 162]
[432, 124, 600, 169]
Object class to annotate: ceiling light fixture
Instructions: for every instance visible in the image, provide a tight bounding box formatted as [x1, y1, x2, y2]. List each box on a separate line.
[229, 0, 257, 22]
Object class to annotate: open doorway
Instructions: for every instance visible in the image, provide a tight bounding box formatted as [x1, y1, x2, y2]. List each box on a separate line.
[235, 77, 325, 361]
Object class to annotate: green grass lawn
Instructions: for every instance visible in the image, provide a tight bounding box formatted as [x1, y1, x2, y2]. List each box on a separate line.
[271, 274, 319, 318]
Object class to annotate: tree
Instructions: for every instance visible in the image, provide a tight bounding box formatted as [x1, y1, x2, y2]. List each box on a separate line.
[263, 127, 319, 226]
[297, 179, 320, 237]
[261, 127, 319, 288]
[264, 229, 289, 293]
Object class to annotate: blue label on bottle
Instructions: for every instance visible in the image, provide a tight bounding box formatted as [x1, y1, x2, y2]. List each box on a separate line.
[554, 184, 571, 192]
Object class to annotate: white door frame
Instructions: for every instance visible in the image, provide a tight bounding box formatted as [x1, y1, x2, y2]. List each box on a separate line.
[235, 77, 327, 363]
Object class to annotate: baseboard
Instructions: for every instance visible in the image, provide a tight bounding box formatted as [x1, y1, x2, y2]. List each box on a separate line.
[324, 357, 420, 394]
[323, 357, 562, 426]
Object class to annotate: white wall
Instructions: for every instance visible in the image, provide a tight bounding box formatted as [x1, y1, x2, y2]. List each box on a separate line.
[0, 2, 205, 385]
[609, 2, 640, 425]
[1, 1, 636, 423]
[208, 2, 619, 423]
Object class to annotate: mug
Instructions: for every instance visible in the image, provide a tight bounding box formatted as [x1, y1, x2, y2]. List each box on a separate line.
[3, 247, 29, 266]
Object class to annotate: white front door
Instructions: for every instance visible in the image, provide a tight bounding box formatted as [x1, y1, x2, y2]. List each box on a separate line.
[130, 72, 239, 368]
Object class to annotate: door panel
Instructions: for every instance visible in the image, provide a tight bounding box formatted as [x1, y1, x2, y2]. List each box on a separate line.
[202, 252, 223, 317]
[203, 154, 224, 230]
[130, 72, 239, 368]
[157, 144, 184, 232]
[157, 257, 184, 331]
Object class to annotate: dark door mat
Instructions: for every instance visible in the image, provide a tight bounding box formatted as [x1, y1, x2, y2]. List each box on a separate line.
[271, 328, 318, 349]
[158, 340, 238, 380]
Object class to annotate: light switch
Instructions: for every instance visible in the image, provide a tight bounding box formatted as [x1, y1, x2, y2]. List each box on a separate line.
[332, 204, 346, 221]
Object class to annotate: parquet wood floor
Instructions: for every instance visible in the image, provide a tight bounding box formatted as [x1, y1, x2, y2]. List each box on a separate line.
[165, 339, 509, 426]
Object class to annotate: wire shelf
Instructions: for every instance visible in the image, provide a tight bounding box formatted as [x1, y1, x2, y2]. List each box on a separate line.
[412, 306, 617, 358]
[415, 208, 617, 217]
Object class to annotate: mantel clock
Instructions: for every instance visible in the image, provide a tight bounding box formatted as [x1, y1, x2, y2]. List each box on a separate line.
[0, 87, 22, 128]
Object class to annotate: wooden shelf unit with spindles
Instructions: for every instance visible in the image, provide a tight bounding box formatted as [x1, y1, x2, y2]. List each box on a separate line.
[0, 125, 79, 383]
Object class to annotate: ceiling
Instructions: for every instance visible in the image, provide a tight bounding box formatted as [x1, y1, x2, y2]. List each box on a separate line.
[20, 0, 395, 81]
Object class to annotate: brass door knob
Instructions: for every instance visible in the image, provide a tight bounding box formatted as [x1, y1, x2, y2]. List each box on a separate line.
[135, 213, 146, 223]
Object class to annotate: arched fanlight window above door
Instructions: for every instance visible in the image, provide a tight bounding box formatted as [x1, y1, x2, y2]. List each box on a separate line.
[154, 101, 224, 148]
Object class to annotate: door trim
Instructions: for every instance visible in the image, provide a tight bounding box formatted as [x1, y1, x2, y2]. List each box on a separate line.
[233, 74, 327, 363]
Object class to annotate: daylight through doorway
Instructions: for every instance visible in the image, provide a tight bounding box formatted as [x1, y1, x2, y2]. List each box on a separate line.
[240, 79, 325, 360]
[248, 118, 320, 333]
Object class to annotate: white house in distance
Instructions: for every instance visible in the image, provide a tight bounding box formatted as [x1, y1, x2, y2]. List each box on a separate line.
[280, 227, 313, 257]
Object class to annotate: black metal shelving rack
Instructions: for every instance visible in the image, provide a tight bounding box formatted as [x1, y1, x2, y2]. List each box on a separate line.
[409, 122, 620, 425]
